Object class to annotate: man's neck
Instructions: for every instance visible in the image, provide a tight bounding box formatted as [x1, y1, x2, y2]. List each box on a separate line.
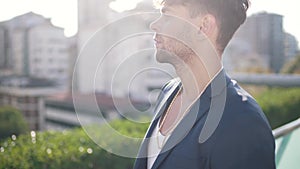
[174, 54, 222, 103]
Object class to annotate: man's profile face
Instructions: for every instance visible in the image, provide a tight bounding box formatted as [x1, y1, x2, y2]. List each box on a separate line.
[150, 4, 204, 65]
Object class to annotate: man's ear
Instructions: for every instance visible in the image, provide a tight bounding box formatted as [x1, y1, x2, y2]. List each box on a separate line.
[199, 14, 217, 36]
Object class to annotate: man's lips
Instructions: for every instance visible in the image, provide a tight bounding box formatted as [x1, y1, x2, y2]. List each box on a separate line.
[153, 36, 163, 48]
[154, 39, 161, 45]
[154, 40, 163, 48]
[153, 37, 160, 43]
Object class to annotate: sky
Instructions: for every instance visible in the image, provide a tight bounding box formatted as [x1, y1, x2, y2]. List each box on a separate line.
[0, 0, 299, 42]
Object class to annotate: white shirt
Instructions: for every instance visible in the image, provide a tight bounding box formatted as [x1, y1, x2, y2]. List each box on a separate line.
[147, 121, 171, 169]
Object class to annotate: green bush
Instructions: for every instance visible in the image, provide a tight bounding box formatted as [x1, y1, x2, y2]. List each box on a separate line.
[256, 88, 300, 129]
[0, 119, 149, 169]
[0, 106, 28, 140]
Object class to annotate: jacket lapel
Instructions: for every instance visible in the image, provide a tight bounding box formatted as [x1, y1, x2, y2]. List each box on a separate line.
[133, 80, 181, 169]
[135, 70, 232, 169]
[151, 92, 211, 169]
[151, 70, 231, 169]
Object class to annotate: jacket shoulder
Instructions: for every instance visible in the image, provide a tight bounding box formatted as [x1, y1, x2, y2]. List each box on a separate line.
[225, 80, 271, 128]
[208, 80, 276, 169]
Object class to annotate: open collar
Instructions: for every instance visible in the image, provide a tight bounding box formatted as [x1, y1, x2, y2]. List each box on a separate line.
[134, 69, 232, 169]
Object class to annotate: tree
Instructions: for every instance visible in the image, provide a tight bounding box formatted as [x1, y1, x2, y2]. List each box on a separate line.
[281, 54, 300, 74]
[0, 106, 28, 140]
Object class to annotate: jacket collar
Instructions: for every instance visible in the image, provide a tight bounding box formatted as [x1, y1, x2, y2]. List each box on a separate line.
[133, 79, 181, 169]
[152, 70, 231, 169]
[134, 69, 232, 169]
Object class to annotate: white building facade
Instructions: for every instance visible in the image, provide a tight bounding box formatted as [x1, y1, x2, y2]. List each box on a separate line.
[224, 12, 287, 73]
[28, 22, 70, 88]
[0, 12, 71, 89]
[284, 33, 299, 62]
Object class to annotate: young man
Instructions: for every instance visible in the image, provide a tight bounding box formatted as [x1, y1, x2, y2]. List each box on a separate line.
[134, 0, 276, 169]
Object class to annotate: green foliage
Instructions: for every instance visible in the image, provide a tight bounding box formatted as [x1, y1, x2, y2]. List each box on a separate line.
[0, 106, 28, 140]
[256, 88, 300, 129]
[281, 55, 300, 74]
[86, 118, 150, 157]
[109, 117, 150, 137]
[0, 119, 149, 169]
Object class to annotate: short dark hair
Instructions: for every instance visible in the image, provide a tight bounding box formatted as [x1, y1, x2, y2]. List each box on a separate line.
[157, 0, 250, 52]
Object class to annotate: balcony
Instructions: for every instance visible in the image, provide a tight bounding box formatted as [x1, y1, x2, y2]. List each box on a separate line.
[274, 118, 300, 168]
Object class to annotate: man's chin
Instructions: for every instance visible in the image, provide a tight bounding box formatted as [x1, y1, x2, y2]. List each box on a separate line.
[155, 49, 172, 64]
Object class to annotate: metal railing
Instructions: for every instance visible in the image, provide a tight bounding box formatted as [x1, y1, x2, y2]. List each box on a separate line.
[232, 73, 300, 87]
[273, 118, 300, 139]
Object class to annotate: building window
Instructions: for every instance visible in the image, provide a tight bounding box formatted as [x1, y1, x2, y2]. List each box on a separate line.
[57, 69, 65, 73]
[48, 48, 54, 54]
[18, 96, 38, 104]
[34, 58, 41, 63]
[23, 110, 38, 118]
[58, 48, 67, 53]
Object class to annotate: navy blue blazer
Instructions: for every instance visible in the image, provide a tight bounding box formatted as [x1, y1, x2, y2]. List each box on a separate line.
[133, 70, 276, 169]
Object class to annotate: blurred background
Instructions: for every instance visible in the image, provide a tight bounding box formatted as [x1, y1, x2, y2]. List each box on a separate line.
[0, 0, 299, 168]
